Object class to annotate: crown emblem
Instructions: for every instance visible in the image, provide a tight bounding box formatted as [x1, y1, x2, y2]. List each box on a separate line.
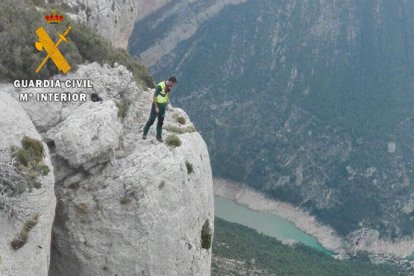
[44, 12, 65, 24]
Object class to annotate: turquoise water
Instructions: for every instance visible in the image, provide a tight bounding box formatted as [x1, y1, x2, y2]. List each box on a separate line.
[214, 196, 334, 256]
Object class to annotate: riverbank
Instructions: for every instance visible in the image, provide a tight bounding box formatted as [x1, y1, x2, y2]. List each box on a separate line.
[214, 178, 346, 254]
[214, 196, 335, 255]
[213, 177, 414, 258]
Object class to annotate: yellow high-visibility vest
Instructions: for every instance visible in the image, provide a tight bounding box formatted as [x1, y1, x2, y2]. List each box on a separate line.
[156, 81, 169, 104]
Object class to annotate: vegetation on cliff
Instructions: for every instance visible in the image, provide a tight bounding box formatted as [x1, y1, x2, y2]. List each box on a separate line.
[0, 0, 154, 88]
[0, 137, 49, 218]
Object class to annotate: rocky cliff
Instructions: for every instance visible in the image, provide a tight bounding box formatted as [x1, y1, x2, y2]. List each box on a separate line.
[57, 0, 170, 48]
[59, 0, 246, 52]
[0, 93, 56, 276]
[0, 63, 214, 275]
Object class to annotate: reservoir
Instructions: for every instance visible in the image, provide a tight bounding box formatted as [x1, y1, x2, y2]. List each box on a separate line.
[214, 196, 334, 256]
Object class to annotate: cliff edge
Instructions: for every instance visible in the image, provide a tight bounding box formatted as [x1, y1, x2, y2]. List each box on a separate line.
[0, 63, 214, 276]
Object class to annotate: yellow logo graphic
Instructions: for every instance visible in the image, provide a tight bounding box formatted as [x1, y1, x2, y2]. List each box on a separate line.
[35, 26, 72, 74]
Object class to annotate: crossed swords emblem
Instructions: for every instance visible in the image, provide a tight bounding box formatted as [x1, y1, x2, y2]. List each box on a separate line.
[35, 26, 72, 74]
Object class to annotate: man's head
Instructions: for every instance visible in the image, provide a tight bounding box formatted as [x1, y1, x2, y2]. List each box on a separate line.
[167, 76, 177, 89]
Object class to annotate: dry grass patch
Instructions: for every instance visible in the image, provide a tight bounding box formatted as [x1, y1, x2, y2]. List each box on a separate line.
[176, 116, 186, 125]
[165, 135, 182, 147]
[11, 213, 39, 250]
[165, 126, 196, 134]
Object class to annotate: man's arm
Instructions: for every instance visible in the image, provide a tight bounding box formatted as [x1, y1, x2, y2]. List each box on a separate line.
[153, 96, 158, 113]
[153, 85, 162, 113]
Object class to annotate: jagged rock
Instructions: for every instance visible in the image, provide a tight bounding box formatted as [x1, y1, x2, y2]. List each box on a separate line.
[3, 63, 140, 133]
[46, 101, 122, 170]
[347, 228, 380, 249]
[1, 84, 63, 133]
[0, 92, 56, 276]
[58, 0, 171, 48]
[17, 88, 63, 132]
[388, 142, 396, 153]
[59, 0, 246, 58]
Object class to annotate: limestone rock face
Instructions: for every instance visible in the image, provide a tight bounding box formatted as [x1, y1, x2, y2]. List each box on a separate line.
[1, 63, 214, 275]
[46, 101, 122, 169]
[49, 121, 213, 276]
[31, 63, 214, 276]
[58, 0, 246, 54]
[18, 89, 63, 133]
[0, 92, 56, 276]
[58, 0, 172, 48]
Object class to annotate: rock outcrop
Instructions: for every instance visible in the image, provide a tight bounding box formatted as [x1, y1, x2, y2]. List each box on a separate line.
[129, 0, 247, 67]
[2, 63, 214, 275]
[0, 93, 56, 276]
[58, 0, 172, 48]
[49, 115, 213, 275]
[46, 101, 122, 170]
[59, 0, 246, 57]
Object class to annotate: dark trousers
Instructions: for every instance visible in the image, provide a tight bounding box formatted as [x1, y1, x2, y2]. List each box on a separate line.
[143, 104, 166, 138]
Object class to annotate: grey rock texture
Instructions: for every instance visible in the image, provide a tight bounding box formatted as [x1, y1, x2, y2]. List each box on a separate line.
[46, 101, 122, 169]
[57, 0, 172, 48]
[1, 63, 214, 275]
[129, 0, 247, 67]
[58, 0, 246, 54]
[50, 117, 213, 276]
[37, 63, 212, 276]
[18, 88, 62, 132]
[0, 92, 56, 276]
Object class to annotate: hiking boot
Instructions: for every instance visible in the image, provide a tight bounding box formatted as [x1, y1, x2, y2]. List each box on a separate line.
[156, 137, 163, 142]
[142, 134, 147, 140]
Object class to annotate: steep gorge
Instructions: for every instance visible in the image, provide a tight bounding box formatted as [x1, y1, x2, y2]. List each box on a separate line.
[129, 0, 414, 243]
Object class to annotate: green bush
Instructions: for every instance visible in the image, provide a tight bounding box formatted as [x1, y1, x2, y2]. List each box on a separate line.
[176, 116, 186, 125]
[0, 0, 76, 80]
[201, 219, 212, 250]
[16, 136, 44, 165]
[0, 0, 154, 88]
[185, 161, 194, 174]
[165, 135, 182, 147]
[12, 136, 50, 192]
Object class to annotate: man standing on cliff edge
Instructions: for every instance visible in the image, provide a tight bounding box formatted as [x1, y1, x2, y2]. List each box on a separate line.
[142, 76, 177, 142]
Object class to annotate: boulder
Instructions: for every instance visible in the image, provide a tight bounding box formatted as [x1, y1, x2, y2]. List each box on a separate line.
[17, 88, 63, 132]
[46, 101, 122, 169]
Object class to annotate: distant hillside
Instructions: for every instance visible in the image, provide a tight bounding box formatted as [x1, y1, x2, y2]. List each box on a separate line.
[129, 0, 414, 239]
[212, 218, 407, 275]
